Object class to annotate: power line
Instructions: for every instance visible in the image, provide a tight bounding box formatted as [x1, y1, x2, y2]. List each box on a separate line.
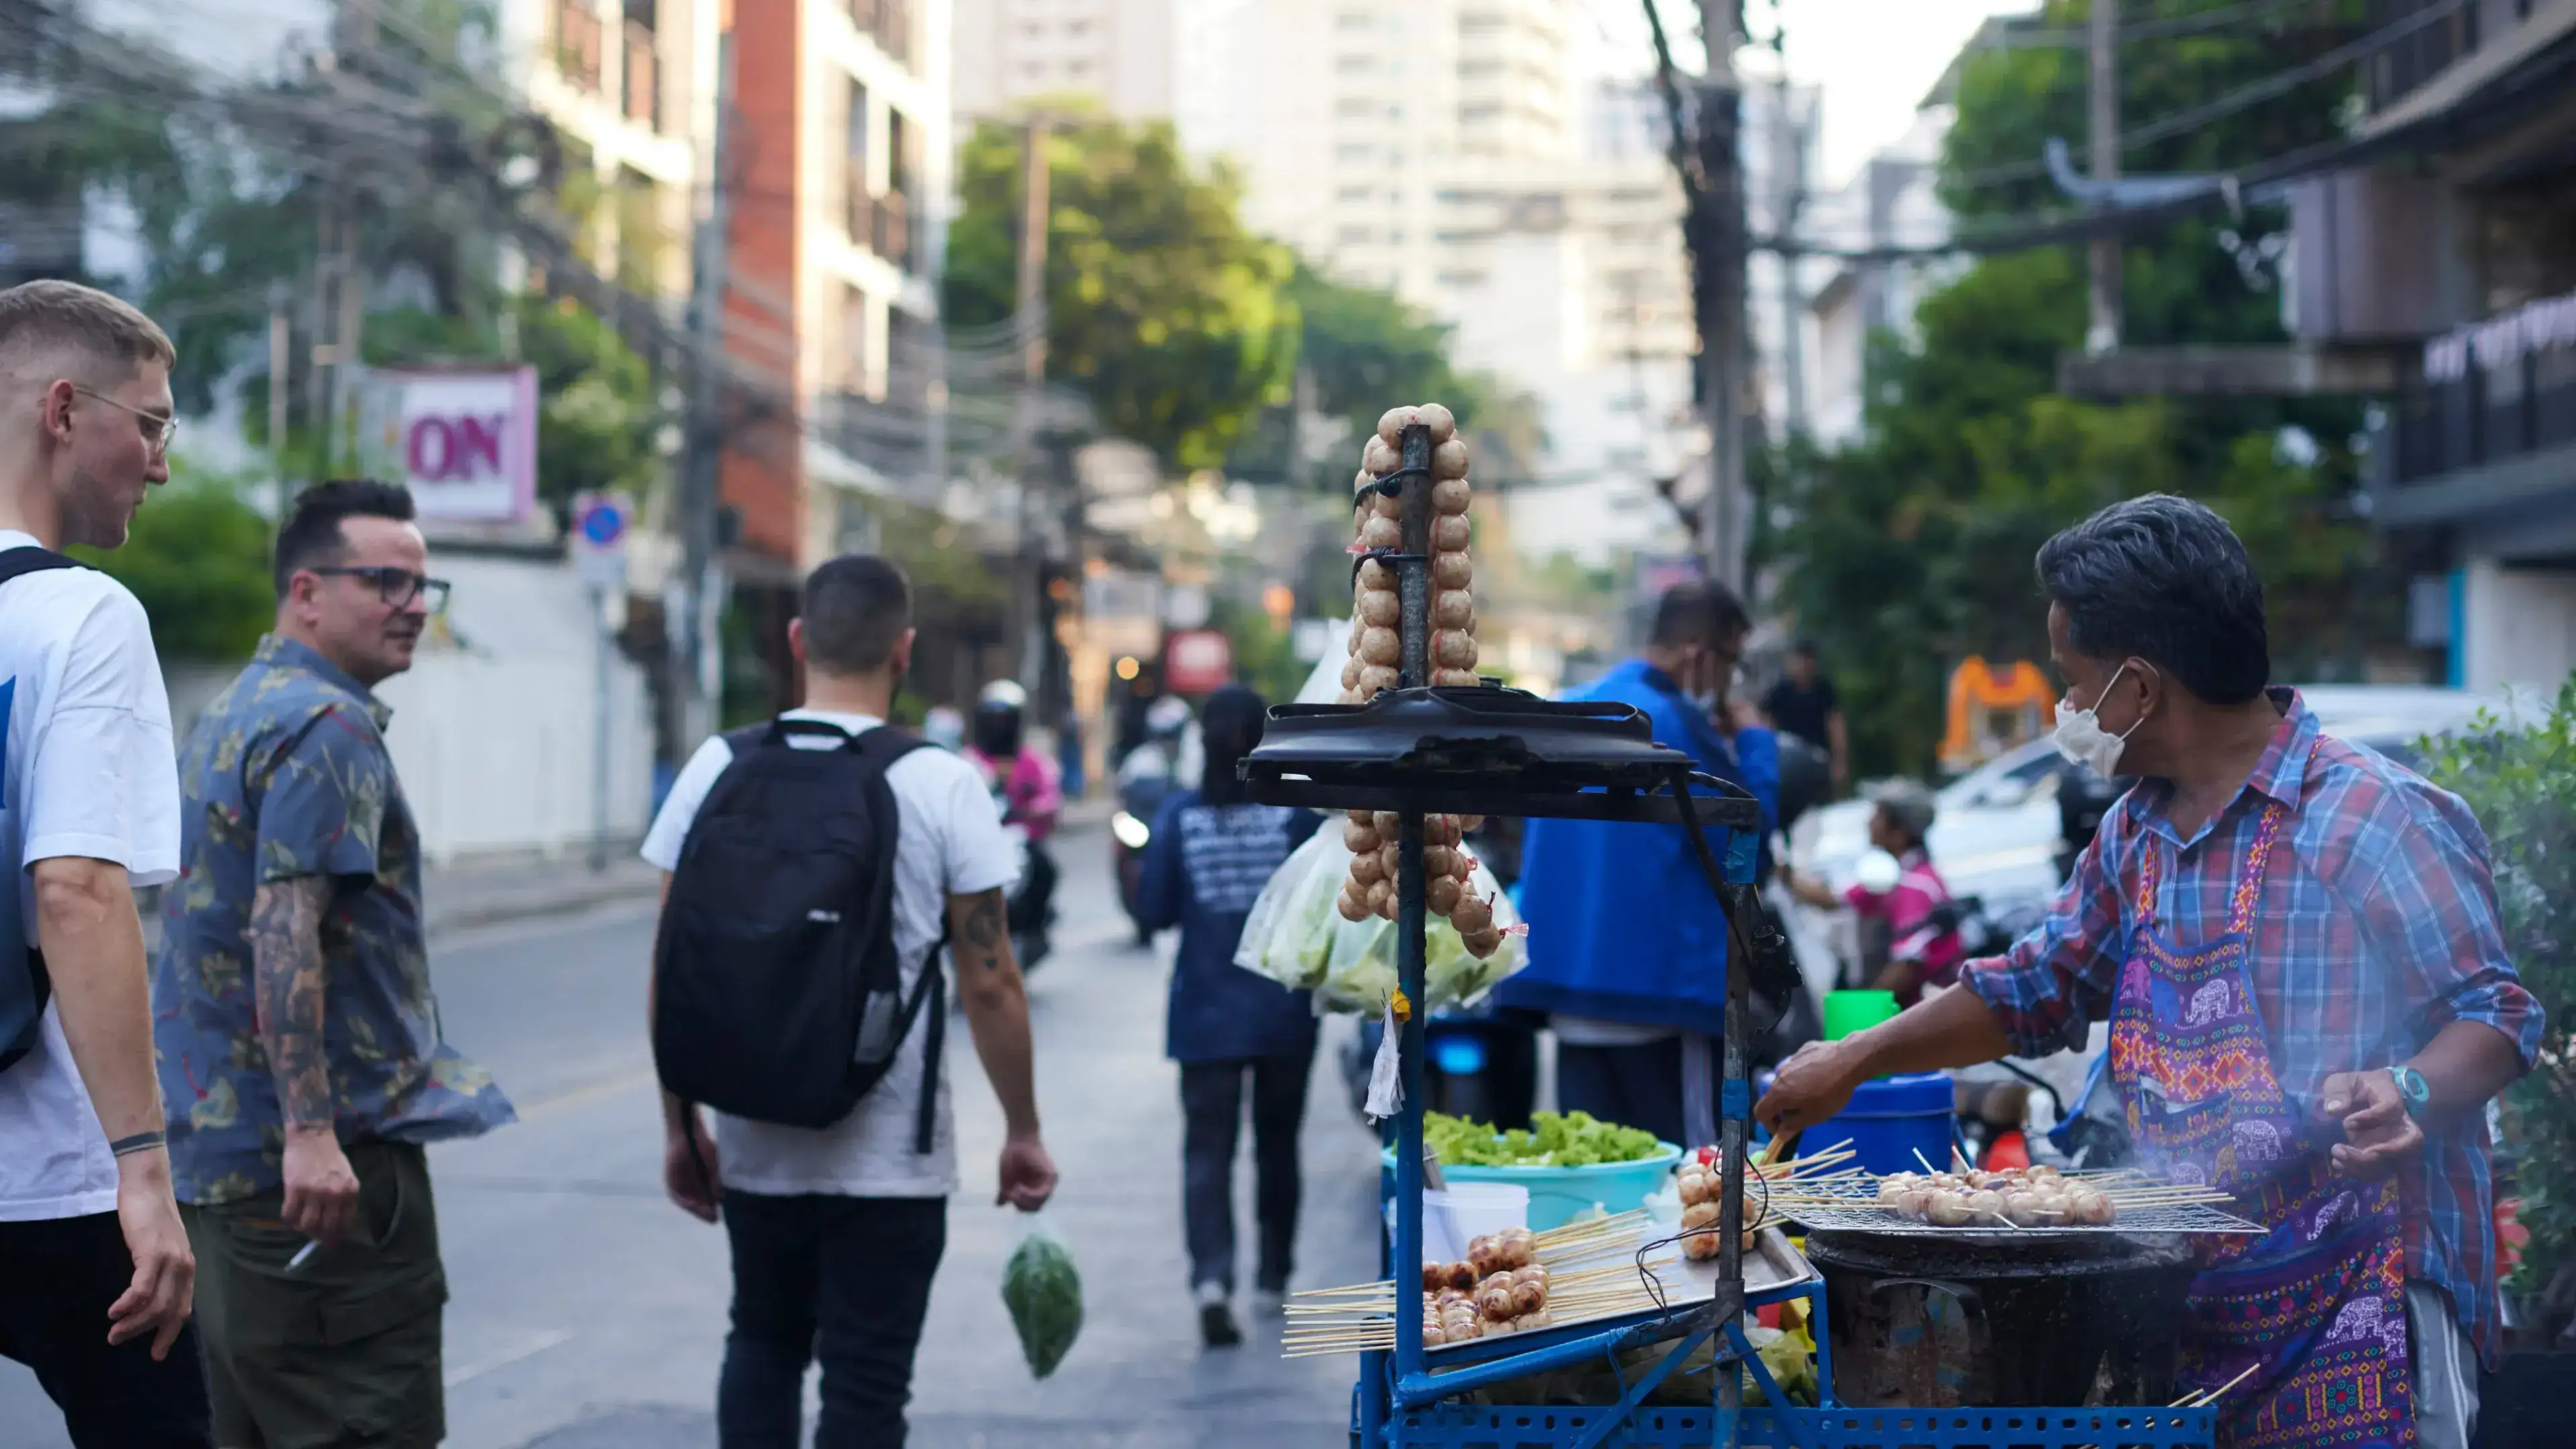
[1945, 0, 2465, 193]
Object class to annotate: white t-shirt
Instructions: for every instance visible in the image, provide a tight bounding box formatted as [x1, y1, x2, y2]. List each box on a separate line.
[641, 710, 1019, 1197]
[0, 536, 180, 1222]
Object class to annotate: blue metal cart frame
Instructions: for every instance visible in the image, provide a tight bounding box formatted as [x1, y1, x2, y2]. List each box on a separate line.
[1254, 421, 2218, 1449]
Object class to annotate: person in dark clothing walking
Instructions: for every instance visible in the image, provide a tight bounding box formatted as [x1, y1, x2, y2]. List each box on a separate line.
[1134, 686, 1322, 1350]
[1762, 641, 1847, 792]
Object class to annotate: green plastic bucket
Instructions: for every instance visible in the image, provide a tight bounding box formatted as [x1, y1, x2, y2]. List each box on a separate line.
[1823, 989, 1900, 1040]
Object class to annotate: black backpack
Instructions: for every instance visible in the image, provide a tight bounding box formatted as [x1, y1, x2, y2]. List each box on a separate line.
[0, 548, 89, 1075]
[651, 718, 947, 1149]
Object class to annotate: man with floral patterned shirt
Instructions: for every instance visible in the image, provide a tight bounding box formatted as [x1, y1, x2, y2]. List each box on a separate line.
[154, 480, 513, 1449]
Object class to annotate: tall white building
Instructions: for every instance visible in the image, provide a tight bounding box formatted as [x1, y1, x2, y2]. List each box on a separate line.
[951, 0, 1179, 120]
[1172, 0, 1578, 305]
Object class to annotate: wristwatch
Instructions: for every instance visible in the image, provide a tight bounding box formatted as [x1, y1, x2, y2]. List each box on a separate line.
[2390, 1063, 2433, 1120]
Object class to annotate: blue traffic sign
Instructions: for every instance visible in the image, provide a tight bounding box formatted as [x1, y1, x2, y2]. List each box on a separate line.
[574, 496, 627, 549]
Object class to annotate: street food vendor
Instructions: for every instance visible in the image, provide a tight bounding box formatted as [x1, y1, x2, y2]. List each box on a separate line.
[1756, 496, 2542, 1449]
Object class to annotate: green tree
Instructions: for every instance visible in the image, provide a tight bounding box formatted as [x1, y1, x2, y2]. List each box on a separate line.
[1230, 264, 1546, 494]
[943, 113, 1298, 471]
[2419, 685, 2576, 1325]
[1769, 0, 2390, 777]
[72, 466, 274, 662]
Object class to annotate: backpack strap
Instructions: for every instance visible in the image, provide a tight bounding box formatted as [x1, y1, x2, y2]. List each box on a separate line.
[0, 548, 85, 1075]
[910, 920, 951, 1155]
[0, 547, 86, 588]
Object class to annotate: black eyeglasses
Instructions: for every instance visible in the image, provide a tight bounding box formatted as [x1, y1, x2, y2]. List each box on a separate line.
[310, 566, 451, 612]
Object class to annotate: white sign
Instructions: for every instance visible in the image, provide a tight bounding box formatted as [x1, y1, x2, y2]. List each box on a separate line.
[1291, 618, 1339, 662]
[571, 492, 631, 592]
[1163, 583, 1210, 631]
[359, 367, 540, 522]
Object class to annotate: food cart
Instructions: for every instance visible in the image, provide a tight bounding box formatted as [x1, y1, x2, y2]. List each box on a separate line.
[1241, 417, 2237, 1448]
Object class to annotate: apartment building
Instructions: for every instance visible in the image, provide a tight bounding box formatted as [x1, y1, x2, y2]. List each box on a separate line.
[951, 0, 1179, 119]
[2332, 0, 2576, 692]
[705, 0, 952, 574]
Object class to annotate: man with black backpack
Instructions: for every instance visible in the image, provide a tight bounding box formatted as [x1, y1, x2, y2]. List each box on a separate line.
[645, 554, 1058, 1448]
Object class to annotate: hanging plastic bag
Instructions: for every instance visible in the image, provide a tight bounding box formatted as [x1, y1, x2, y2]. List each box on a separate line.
[1316, 856, 1526, 1014]
[1232, 824, 1349, 992]
[1000, 1211, 1084, 1379]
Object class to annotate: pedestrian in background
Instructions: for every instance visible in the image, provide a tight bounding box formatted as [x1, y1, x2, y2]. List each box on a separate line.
[645, 555, 1057, 1448]
[1778, 779, 1960, 1005]
[1762, 640, 1847, 793]
[1135, 684, 1320, 1350]
[0, 280, 205, 1447]
[1503, 581, 1779, 1150]
[154, 479, 514, 1448]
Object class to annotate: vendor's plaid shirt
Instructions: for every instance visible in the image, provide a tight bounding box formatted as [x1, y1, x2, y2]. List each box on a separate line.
[1964, 690, 2544, 1368]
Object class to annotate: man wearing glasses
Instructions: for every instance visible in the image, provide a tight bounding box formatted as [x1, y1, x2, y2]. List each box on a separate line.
[0, 280, 206, 1446]
[154, 479, 513, 1449]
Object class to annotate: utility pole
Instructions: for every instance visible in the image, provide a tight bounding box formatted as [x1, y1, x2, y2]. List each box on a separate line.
[1014, 118, 1052, 696]
[676, 21, 737, 750]
[1769, 15, 1807, 441]
[267, 284, 291, 486]
[2087, 0, 2121, 355]
[1693, 1, 1750, 593]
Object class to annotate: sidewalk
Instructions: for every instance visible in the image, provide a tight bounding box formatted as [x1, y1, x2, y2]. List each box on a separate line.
[425, 850, 663, 936]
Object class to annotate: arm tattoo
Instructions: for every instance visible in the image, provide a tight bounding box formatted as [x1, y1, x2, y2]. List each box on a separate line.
[250, 876, 334, 1130]
[959, 889, 1008, 971]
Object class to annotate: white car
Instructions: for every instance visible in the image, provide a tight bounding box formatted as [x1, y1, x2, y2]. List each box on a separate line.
[1789, 684, 2514, 919]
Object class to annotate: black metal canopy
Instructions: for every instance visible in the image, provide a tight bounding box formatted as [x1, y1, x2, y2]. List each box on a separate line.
[1238, 684, 1762, 829]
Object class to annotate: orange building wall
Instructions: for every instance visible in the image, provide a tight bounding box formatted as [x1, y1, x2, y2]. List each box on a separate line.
[720, 0, 806, 566]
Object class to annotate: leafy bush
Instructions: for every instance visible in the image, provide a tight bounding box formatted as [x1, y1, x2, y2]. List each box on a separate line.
[2418, 681, 2576, 1313]
[73, 479, 273, 662]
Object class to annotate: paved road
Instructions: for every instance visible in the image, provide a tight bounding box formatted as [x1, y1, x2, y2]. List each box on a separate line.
[1, 826, 1383, 1447]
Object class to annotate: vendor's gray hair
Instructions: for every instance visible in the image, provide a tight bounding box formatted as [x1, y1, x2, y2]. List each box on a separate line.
[2037, 495, 2269, 705]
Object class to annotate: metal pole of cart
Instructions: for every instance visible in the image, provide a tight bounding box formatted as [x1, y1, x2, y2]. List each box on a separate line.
[1387, 422, 1435, 1446]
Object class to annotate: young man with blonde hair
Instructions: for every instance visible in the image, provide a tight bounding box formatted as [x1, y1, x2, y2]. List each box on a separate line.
[0, 279, 209, 1446]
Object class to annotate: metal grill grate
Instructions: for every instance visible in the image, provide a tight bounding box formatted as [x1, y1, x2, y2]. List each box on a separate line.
[1778, 1175, 2267, 1238]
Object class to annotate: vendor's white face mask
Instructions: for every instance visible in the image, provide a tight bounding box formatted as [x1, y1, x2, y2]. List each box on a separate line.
[2053, 661, 2151, 777]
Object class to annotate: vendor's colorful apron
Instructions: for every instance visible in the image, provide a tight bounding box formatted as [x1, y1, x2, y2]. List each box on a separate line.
[2108, 802, 2414, 1449]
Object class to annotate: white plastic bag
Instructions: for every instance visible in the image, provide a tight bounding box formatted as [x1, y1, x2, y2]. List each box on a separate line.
[1232, 823, 1348, 991]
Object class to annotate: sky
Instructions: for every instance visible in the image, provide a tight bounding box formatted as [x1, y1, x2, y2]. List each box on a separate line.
[1584, 0, 2041, 188]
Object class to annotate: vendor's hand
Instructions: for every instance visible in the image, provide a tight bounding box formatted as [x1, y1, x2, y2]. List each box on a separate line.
[1725, 698, 1765, 733]
[998, 1130, 1058, 1211]
[1755, 1038, 1868, 1136]
[2318, 1070, 2422, 1180]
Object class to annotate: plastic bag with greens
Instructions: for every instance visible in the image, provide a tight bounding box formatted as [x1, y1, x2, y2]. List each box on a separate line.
[1316, 857, 1524, 1014]
[1233, 824, 1346, 992]
[1001, 1212, 1083, 1379]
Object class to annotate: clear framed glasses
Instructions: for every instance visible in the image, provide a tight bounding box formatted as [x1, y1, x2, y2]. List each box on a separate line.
[70, 386, 178, 455]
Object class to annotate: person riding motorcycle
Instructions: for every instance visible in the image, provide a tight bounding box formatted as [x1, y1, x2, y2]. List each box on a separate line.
[1112, 696, 1195, 945]
[965, 681, 1062, 964]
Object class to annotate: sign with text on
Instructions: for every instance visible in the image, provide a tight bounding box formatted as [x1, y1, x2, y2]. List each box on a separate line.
[1163, 629, 1234, 696]
[359, 367, 540, 522]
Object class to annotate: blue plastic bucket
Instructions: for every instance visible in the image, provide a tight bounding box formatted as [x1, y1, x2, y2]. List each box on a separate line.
[1381, 1140, 1682, 1231]
[1805, 1071, 1954, 1177]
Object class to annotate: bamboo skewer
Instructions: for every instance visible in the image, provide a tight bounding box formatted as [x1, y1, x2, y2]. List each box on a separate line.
[2176, 1362, 2263, 1407]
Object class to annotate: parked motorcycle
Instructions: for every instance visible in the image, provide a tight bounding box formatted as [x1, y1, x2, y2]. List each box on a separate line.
[2055, 765, 2134, 884]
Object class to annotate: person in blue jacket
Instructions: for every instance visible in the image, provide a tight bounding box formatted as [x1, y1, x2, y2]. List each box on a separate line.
[1135, 684, 1323, 1350]
[1500, 580, 1779, 1151]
